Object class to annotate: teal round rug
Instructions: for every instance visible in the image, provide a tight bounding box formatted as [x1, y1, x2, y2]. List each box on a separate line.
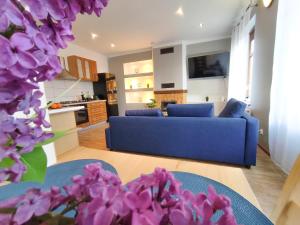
[172, 171, 273, 225]
[0, 159, 117, 201]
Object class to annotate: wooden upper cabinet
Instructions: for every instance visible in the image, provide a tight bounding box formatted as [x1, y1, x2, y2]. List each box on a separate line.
[67, 56, 98, 81]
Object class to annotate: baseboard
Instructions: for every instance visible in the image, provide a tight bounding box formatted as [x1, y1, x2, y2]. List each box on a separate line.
[258, 144, 270, 156]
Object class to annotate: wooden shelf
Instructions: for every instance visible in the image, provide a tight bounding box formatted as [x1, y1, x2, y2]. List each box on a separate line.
[125, 88, 154, 92]
[124, 72, 153, 78]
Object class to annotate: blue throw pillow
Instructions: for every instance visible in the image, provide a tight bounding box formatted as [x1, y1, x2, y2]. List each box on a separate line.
[125, 109, 163, 117]
[219, 98, 247, 118]
[167, 104, 214, 117]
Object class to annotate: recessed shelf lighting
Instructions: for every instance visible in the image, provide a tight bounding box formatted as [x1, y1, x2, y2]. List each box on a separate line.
[110, 43, 116, 48]
[175, 7, 184, 16]
[91, 33, 98, 39]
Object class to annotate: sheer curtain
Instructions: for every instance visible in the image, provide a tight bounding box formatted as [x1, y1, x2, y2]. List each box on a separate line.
[269, 0, 300, 173]
[228, 8, 254, 101]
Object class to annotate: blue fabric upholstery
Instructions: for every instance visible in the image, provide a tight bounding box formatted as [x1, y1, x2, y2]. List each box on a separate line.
[105, 128, 112, 148]
[242, 113, 259, 166]
[125, 109, 163, 117]
[167, 103, 214, 117]
[106, 115, 259, 166]
[219, 98, 247, 118]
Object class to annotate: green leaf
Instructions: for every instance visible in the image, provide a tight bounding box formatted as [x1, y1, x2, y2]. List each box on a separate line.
[38, 130, 66, 146]
[20, 146, 47, 183]
[0, 157, 14, 169]
[0, 208, 17, 214]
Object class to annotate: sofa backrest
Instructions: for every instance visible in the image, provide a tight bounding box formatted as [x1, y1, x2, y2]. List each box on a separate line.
[125, 109, 163, 117]
[108, 116, 248, 165]
[167, 103, 214, 117]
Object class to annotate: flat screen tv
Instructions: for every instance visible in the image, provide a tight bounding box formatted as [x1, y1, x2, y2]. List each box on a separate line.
[188, 52, 230, 79]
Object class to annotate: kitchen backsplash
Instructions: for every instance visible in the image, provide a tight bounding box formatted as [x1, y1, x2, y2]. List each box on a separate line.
[44, 80, 94, 102]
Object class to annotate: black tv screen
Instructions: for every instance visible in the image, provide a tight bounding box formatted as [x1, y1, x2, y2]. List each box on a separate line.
[188, 52, 230, 79]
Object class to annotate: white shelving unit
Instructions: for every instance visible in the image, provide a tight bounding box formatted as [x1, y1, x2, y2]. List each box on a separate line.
[123, 60, 154, 104]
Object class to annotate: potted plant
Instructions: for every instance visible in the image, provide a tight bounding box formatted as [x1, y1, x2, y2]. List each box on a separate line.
[146, 99, 157, 109]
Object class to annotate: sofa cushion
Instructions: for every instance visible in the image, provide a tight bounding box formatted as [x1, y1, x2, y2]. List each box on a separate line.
[219, 98, 247, 118]
[125, 109, 163, 117]
[167, 104, 214, 117]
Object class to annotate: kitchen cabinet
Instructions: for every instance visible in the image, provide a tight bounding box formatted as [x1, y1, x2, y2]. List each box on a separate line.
[67, 55, 98, 81]
[87, 101, 107, 125]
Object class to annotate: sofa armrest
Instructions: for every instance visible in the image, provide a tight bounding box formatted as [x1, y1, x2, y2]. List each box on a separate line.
[105, 128, 112, 149]
[167, 103, 214, 117]
[242, 113, 260, 166]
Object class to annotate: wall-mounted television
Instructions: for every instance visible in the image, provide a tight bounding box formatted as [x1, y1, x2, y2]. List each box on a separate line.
[188, 52, 230, 79]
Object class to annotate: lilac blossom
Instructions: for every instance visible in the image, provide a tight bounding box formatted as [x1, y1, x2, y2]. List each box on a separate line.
[0, 0, 109, 182]
[0, 164, 239, 225]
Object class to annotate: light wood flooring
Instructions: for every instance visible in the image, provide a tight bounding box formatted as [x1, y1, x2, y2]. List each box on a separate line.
[78, 123, 287, 217]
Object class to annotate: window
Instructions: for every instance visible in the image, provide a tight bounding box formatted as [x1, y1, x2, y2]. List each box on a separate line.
[246, 29, 255, 102]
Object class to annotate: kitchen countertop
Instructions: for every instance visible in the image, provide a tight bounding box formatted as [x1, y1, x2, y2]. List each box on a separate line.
[48, 106, 84, 115]
[61, 100, 107, 107]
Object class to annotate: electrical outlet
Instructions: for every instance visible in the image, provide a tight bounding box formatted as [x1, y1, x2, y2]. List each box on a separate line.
[259, 129, 264, 135]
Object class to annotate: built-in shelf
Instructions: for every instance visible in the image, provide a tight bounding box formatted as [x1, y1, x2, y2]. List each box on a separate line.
[125, 88, 154, 92]
[123, 60, 153, 75]
[123, 59, 154, 104]
[124, 72, 153, 78]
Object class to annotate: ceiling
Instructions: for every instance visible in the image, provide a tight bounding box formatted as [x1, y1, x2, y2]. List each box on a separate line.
[72, 0, 249, 56]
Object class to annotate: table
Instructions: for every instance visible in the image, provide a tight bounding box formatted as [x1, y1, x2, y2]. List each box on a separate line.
[58, 146, 261, 210]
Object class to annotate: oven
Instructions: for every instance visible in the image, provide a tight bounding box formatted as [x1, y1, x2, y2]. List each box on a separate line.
[74, 104, 89, 125]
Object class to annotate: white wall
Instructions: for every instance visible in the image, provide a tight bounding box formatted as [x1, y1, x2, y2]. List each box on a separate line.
[187, 78, 228, 103]
[153, 44, 187, 91]
[44, 80, 94, 102]
[251, 0, 279, 150]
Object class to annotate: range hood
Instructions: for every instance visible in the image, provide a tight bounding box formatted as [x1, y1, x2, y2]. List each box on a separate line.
[56, 69, 78, 80]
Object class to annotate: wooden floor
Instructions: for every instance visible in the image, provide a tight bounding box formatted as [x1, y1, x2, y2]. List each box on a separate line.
[78, 123, 287, 217]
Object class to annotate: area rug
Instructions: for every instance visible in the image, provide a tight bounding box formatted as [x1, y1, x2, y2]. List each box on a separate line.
[0, 159, 117, 201]
[173, 172, 273, 225]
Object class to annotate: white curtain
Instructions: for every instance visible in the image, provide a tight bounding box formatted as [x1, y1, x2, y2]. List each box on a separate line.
[228, 8, 253, 101]
[269, 0, 300, 173]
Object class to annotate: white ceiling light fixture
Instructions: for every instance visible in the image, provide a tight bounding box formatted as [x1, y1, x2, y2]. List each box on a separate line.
[110, 43, 116, 48]
[175, 7, 184, 16]
[263, 0, 273, 8]
[199, 23, 204, 28]
[91, 33, 98, 39]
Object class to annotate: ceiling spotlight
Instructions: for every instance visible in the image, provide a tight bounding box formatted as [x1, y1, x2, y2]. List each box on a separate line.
[175, 7, 184, 16]
[91, 33, 98, 39]
[110, 43, 115, 48]
[199, 23, 204, 28]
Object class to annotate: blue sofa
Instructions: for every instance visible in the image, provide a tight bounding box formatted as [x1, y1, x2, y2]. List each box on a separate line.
[105, 104, 259, 167]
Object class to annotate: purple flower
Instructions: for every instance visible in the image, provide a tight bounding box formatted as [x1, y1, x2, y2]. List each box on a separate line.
[13, 189, 51, 224]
